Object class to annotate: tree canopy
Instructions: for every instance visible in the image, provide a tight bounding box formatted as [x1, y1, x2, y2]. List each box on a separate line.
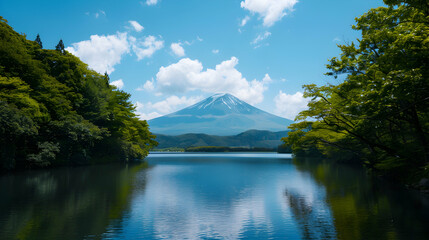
[0, 17, 157, 170]
[283, 0, 429, 182]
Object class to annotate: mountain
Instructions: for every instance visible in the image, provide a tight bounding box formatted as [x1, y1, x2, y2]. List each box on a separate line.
[155, 130, 289, 149]
[148, 93, 293, 136]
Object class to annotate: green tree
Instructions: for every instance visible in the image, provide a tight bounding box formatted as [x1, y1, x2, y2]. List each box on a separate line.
[0, 17, 157, 170]
[35, 34, 42, 48]
[0, 101, 37, 169]
[284, 0, 429, 181]
[55, 39, 65, 54]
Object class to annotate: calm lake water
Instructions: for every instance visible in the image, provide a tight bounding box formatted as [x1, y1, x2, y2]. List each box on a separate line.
[1, 153, 429, 239]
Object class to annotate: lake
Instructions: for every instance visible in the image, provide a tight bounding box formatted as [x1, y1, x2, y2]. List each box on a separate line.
[1, 153, 428, 239]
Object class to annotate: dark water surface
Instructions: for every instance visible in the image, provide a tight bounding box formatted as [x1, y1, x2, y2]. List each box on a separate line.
[1, 153, 428, 239]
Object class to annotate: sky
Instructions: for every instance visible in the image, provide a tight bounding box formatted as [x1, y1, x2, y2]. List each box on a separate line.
[1, 0, 385, 120]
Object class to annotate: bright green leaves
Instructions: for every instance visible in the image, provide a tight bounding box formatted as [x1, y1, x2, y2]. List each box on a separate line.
[284, 0, 429, 181]
[0, 18, 157, 170]
[0, 76, 44, 119]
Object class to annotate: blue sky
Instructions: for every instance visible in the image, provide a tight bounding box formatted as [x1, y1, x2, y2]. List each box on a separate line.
[1, 0, 384, 120]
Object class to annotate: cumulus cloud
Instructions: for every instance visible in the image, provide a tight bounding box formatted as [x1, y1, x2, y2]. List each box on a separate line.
[139, 112, 162, 120]
[212, 49, 219, 54]
[156, 57, 269, 105]
[274, 91, 309, 120]
[170, 42, 185, 57]
[143, 79, 155, 91]
[129, 20, 144, 32]
[66, 32, 130, 74]
[131, 35, 164, 60]
[252, 31, 271, 45]
[262, 73, 272, 83]
[240, 0, 298, 27]
[135, 101, 144, 111]
[240, 15, 251, 27]
[150, 95, 203, 114]
[135, 95, 203, 120]
[110, 79, 124, 89]
[146, 0, 159, 6]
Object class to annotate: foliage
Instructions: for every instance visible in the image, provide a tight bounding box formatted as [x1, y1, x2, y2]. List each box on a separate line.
[283, 0, 429, 181]
[156, 130, 289, 149]
[0, 17, 157, 170]
[55, 39, 65, 54]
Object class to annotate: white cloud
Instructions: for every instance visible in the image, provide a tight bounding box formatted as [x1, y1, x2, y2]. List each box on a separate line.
[138, 112, 162, 120]
[170, 42, 185, 57]
[135, 101, 144, 111]
[136, 78, 155, 91]
[144, 79, 155, 91]
[146, 0, 159, 6]
[151, 95, 203, 114]
[110, 79, 124, 89]
[240, 15, 251, 27]
[66, 32, 130, 74]
[240, 0, 298, 27]
[262, 73, 272, 83]
[212, 49, 219, 54]
[274, 91, 309, 120]
[129, 20, 144, 32]
[252, 31, 271, 45]
[131, 35, 164, 60]
[156, 57, 269, 105]
[333, 37, 341, 42]
[135, 95, 203, 120]
[95, 10, 106, 19]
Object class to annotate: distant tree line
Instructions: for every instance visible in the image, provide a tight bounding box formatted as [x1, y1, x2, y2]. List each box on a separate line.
[185, 146, 277, 152]
[283, 0, 429, 183]
[0, 17, 157, 171]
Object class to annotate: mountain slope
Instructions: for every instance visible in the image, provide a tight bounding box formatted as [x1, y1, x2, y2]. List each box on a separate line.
[155, 130, 289, 149]
[148, 93, 293, 136]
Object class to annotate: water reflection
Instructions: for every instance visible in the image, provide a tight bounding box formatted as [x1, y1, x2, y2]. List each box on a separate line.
[284, 190, 336, 239]
[101, 154, 298, 239]
[292, 157, 429, 240]
[0, 163, 147, 240]
[2, 154, 429, 239]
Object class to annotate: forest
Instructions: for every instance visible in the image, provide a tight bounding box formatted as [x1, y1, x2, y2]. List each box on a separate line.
[0, 17, 157, 171]
[284, 0, 429, 184]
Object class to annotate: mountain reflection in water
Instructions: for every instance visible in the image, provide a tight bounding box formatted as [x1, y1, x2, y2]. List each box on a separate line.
[1, 153, 428, 239]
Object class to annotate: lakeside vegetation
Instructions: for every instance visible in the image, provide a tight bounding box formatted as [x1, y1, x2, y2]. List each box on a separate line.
[0, 17, 157, 171]
[152, 145, 292, 153]
[184, 146, 278, 152]
[284, 0, 429, 184]
[155, 130, 288, 149]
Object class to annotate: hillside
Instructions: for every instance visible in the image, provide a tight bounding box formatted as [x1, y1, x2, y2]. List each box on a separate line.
[0, 18, 156, 170]
[154, 129, 289, 149]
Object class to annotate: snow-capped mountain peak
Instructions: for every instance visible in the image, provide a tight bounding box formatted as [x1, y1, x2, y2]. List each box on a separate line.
[188, 93, 253, 113]
[148, 93, 293, 136]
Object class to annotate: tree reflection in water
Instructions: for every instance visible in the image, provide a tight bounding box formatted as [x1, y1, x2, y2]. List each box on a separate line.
[0, 163, 148, 240]
[284, 190, 337, 239]
[291, 157, 429, 240]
